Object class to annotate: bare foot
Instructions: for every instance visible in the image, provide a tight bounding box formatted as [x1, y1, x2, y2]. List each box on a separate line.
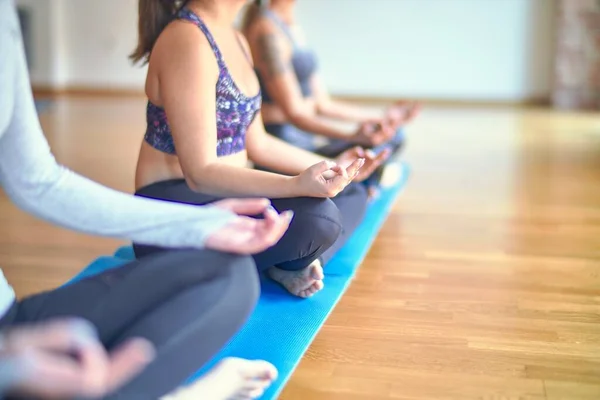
[162, 358, 277, 400]
[267, 260, 325, 298]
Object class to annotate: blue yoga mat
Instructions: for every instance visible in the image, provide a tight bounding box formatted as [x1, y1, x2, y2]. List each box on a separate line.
[34, 100, 51, 114]
[68, 163, 410, 399]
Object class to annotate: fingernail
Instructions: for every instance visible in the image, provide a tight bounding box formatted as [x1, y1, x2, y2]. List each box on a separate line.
[283, 210, 295, 221]
[267, 205, 278, 213]
[70, 319, 98, 339]
[133, 338, 157, 361]
[68, 319, 98, 346]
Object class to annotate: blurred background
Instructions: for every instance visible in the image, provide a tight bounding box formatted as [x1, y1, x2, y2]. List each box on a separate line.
[16, 0, 600, 109]
[4, 1, 600, 399]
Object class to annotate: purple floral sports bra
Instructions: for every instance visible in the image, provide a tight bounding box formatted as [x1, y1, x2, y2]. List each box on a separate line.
[145, 8, 262, 157]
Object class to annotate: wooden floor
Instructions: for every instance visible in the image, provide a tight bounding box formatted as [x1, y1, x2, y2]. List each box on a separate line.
[1, 98, 600, 399]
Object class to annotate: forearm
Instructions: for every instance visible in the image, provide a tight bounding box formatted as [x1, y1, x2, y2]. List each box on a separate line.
[0, 160, 237, 248]
[287, 111, 358, 141]
[0, 20, 236, 249]
[188, 162, 300, 198]
[317, 99, 382, 123]
[249, 134, 328, 176]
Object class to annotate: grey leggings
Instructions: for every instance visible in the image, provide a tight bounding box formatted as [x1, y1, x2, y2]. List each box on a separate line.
[0, 250, 259, 399]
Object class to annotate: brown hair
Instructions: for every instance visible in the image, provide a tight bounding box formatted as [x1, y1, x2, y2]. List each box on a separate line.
[240, 0, 264, 34]
[130, 0, 191, 64]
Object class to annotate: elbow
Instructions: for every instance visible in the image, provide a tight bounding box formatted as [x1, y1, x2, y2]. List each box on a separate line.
[185, 172, 211, 193]
[246, 143, 266, 166]
[285, 107, 310, 126]
[315, 99, 331, 115]
[183, 165, 212, 193]
[184, 176, 203, 193]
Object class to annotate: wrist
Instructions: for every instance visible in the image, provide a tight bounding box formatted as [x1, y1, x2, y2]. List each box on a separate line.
[284, 175, 304, 197]
[319, 125, 354, 141]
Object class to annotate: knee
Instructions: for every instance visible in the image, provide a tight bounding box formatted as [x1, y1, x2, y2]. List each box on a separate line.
[347, 182, 369, 203]
[290, 198, 343, 250]
[189, 251, 260, 308]
[157, 250, 260, 308]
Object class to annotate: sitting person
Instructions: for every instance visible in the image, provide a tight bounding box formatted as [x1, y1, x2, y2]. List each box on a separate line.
[0, 1, 289, 398]
[129, 0, 389, 298]
[241, 0, 421, 194]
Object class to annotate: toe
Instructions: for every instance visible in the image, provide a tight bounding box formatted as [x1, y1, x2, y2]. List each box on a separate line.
[238, 360, 278, 381]
[245, 361, 277, 380]
[305, 286, 317, 296]
[310, 264, 324, 280]
[313, 280, 324, 292]
[246, 386, 266, 399]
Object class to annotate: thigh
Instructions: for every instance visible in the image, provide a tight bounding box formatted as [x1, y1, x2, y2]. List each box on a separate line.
[13, 250, 245, 345]
[135, 179, 221, 206]
[264, 123, 318, 152]
[315, 139, 355, 158]
[109, 255, 259, 399]
[134, 180, 344, 272]
[133, 180, 224, 258]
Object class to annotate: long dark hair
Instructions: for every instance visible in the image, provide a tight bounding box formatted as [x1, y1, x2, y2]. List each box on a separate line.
[130, 0, 191, 64]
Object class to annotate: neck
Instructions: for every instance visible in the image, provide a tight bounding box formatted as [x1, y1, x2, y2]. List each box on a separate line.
[187, 0, 246, 26]
[269, 0, 295, 24]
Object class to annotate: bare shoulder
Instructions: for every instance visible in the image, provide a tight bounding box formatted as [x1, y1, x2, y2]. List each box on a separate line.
[244, 14, 280, 44]
[151, 20, 217, 73]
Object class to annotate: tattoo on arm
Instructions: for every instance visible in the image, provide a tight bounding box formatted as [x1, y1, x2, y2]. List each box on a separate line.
[257, 33, 289, 78]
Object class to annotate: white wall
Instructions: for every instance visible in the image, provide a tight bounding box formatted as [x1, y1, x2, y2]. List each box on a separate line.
[60, 0, 147, 89]
[21, 0, 556, 101]
[16, 0, 146, 90]
[16, 0, 68, 87]
[297, 0, 557, 100]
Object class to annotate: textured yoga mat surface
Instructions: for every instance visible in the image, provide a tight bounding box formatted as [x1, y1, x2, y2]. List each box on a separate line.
[69, 163, 410, 399]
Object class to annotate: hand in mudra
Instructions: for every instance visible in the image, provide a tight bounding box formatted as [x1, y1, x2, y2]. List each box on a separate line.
[0, 319, 154, 399]
[353, 119, 396, 147]
[205, 198, 293, 255]
[385, 101, 421, 129]
[296, 159, 365, 198]
[336, 146, 391, 183]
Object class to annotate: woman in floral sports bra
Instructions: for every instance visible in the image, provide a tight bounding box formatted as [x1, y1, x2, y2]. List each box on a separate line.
[131, 0, 389, 299]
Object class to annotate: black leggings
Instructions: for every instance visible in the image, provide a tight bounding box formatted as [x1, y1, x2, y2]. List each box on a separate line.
[133, 180, 368, 271]
[0, 250, 259, 399]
